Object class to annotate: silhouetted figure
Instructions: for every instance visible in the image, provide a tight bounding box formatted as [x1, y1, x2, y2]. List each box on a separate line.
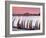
[12, 18, 15, 28]
[17, 19, 21, 29]
[23, 20, 25, 29]
[26, 21, 28, 30]
[39, 23, 40, 30]
[29, 20, 32, 30]
[33, 21, 40, 30]
[20, 21, 24, 29]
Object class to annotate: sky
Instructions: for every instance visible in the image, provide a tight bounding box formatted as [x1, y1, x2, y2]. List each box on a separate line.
[12, 7, 40, 14]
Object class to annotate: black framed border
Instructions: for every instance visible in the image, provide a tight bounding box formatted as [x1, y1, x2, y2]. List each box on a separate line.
[5, 1, 45, 37]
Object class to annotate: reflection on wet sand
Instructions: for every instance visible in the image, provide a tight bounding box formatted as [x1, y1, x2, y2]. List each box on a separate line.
[12, 16, 40, 31]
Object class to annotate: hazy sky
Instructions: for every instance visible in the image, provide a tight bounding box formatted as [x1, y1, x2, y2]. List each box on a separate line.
[12, 7, 40, 14]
